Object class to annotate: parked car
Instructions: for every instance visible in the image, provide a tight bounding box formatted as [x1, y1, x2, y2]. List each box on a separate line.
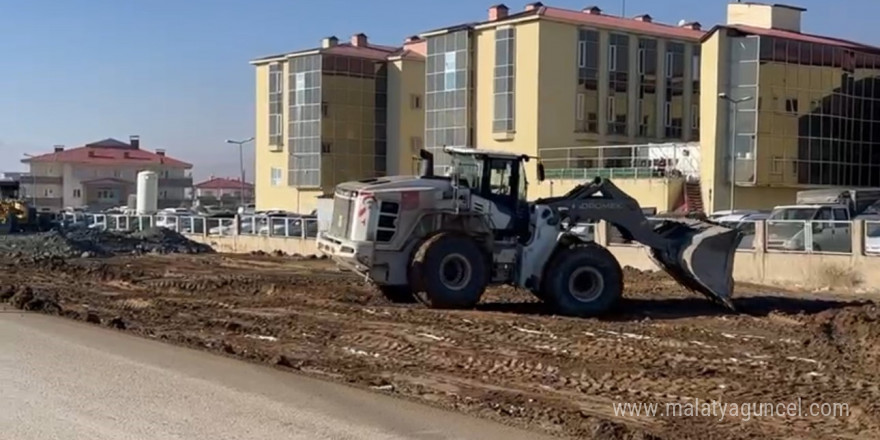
[713, 212, 769, 249]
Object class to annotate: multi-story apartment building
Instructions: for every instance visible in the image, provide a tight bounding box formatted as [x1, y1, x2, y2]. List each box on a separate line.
[417, 3, 704, 189]
[701, 2, 880, 211]
[251, 33, 426, 213]
[20, 136, 193, 211]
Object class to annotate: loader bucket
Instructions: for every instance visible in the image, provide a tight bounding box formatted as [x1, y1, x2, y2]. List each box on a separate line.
[647, 219, 744, 310]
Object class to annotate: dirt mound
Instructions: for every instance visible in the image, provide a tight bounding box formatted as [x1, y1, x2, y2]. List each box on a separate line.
[2, 285, 62, 314]
[5, 253, 880, 439]
[0, 226, 213, 258]
[801, 304, 880, 365]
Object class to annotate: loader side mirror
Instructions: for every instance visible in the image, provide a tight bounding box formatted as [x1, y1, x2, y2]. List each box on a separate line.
[537, 162, 546, 182]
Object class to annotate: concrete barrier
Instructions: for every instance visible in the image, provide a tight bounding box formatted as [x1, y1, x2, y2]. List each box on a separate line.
[188, 220, 879, 291]
[185, 234, 319, 256]
[597, 220, 880, 290]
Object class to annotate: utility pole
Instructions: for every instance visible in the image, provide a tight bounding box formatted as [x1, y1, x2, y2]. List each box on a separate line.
[225, 137, 255, 208]
[718, 93, 754, 212]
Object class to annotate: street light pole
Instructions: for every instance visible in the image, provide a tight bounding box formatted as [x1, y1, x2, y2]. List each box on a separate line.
[22, 153, 37, 206]
[225, 137, 255, 208]
[718, 93, 753, 212]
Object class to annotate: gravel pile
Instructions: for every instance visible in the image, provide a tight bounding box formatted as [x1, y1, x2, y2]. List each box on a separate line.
[0, 226, 214, 258]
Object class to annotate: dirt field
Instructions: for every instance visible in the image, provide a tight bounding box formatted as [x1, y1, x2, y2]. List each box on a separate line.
[3, 253, 879, 440]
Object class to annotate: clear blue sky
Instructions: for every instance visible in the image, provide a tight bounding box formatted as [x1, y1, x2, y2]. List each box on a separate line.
[0, 0, 875, 180]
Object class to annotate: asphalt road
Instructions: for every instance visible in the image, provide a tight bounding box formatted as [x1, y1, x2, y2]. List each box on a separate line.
[0, 310, 557, 440]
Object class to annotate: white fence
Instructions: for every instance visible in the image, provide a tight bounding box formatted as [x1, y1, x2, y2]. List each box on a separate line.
[59, 213, 319, 239]
[58, 212, 880, 256]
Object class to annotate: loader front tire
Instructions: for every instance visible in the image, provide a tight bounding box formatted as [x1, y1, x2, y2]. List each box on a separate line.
[542, 244, 623, 317]
[411, 233, 488, 309]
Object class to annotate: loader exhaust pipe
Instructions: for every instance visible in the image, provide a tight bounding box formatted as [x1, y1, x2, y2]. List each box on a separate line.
[419, 149, 434, 178]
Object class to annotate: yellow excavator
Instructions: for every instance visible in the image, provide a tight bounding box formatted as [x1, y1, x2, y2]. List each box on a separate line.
[0, 199, 52, 235]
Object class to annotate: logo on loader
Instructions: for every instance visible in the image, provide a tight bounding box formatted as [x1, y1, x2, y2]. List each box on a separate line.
[357, 193, 376, 225]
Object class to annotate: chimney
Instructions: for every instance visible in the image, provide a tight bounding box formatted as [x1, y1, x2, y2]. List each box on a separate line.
[351, 33, 367, 47]
[404, 35, 421, 44]
[524, 2, 543, 11]
[680, 21, 702, 30]
[634, 14, 652, 22]
[156, 149, 166, 156]
[321, 36, 338, 48]
[488, 4, 509, 21]
[129, 135, 140, 149]
[583, 6, 602, 14]
[53, 145, 64, 153]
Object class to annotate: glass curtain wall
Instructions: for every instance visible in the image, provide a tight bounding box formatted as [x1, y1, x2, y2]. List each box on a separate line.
[288, 55, 322, 187]
[426, 30, 472, 174]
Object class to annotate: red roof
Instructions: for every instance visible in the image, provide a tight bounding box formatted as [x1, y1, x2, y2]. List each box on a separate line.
[422, 5, 704, 41]
[709, 24, 880, 54]
[323, 42, 399, 61]
[537, 6, 704, 41]
[194, 177, 253, 190]
[252, 36, 406, 63]
[21, 138, 192, 168]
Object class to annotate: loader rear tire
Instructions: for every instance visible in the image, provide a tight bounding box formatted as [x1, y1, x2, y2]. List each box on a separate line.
[542, 244, 623, 317]
[410, 233, 488, 309]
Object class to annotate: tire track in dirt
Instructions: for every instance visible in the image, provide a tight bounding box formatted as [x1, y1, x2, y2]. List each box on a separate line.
[3, 254, 880, 439]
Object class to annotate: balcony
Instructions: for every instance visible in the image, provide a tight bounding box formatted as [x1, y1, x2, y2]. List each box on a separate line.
[540, 143, 701, 181]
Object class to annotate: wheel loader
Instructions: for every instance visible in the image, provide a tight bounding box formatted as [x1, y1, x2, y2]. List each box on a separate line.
[0, 200, 53, 235]
[316, 147, 743, 317]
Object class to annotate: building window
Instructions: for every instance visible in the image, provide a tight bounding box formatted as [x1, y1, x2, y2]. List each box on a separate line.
[608, 45, 618, 72]
[321, 142, 331, 153]
[73, 189, 81, 198]
[268, 63, 284, 147]
[444, 51, 457, 90]
[287, 54, 322, 187]
[785, 98, 798, 113]
[160, 190, 168, 199]
[410, 94, 422, 109]
[575, 29, 599, 134]
[270, 167, 282, 186]
[638, 38, 657, 138]
[607, 33, 629, 135]
[690, 46, 701, 141]
[664, 42, 685, 139]
[576, 93, 585, 121]
[493, 27, 515, 133]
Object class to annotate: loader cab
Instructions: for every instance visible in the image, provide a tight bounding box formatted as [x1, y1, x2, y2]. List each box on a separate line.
[444, 147, 531, 238]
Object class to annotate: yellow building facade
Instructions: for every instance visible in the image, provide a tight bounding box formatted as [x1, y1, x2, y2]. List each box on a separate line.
[250, 34, 425, 213]
[418, 4, 704, 208]
[700, 2, 880, 212]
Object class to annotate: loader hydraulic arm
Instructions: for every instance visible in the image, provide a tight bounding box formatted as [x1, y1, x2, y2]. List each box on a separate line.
[535, 177, 669, 250]
[535, 177, 743, 309]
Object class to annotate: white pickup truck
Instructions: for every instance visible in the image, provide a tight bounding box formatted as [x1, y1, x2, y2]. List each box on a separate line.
[767, 188, 880, 253]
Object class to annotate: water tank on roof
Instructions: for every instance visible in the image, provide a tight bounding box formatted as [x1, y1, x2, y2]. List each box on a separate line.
[136, 171, 159, 215]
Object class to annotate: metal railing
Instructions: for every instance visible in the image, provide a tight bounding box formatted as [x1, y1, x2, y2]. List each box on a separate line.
[56, 213, 880, 256]
[540, 142, 701, 181]
[765, 220, 853, 254]
[865, 221, 880, 255]
[59, 213, 318, 239]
